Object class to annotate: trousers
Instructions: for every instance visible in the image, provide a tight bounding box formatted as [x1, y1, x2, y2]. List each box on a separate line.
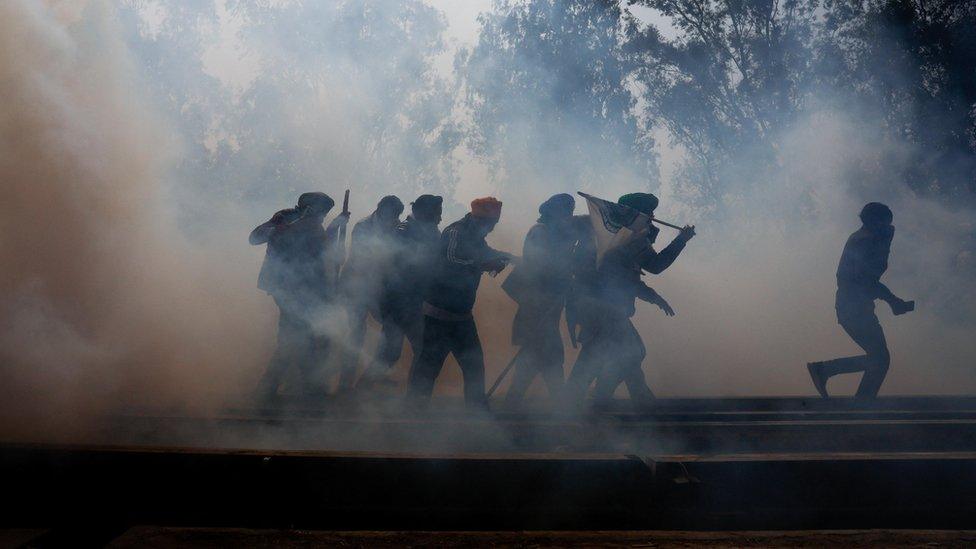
[505, 299, 565, 404]
[406, 316, 488, 408]
[565, 307, 653, 406]
[257, 294, 331, 399]
[821, 302, 891, 398]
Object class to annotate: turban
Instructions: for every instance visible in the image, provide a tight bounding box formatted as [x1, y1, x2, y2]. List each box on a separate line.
[412, 194, 443, 214]
[297, 192, 335, 215]
[538, 193, 575, 222]
[618, 192, 659, 215]
[377, 195, 405, 216]
[470, 197, 503, 219]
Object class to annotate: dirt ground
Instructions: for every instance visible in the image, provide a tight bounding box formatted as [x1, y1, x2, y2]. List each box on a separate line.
[105, 528, 976, 548]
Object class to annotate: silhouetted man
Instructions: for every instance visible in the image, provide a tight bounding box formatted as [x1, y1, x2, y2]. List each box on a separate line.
[250, 192, 349, 401]
[339, 195, 404, 390]
[808, 202, 913, 399]
[359, 194, 444, 390]
[566, 193, 694, 409]
[502, 193, 581, 407]
[406, 197, 513, 410]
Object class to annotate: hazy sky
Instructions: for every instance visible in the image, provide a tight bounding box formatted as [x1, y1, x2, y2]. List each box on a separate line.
[164, 1, 677, 94]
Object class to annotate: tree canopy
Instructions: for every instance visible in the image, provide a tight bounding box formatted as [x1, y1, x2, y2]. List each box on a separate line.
[120, 0, 976, 213]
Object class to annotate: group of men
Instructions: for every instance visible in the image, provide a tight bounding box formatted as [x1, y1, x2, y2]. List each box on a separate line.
[250, 190, 699, 410]
[250, 190, 912, 409]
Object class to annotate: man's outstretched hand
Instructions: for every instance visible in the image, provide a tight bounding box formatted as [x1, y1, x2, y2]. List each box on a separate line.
[678, 225, 696, 242]
[655, 295, 675, 316]
[481, 256, 511, 276]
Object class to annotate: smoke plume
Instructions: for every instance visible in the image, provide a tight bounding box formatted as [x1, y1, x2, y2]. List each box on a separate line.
[0, 0, 270, 437]
[1, 0, 974, 447]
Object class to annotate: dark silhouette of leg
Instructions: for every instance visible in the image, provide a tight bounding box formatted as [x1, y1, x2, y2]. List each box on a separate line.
[504, 350, 534, 406]
[339, 304, 368, 390]
[297, 299, 337, 398]
[453, 319, 488, 409]
[816, 312, 891, 398]
[359, 311, 405, 389]
[256, 295, 303, 400]
[406, 316, 452, 406]
[848, 316, 890, 398]
[620, 320, 653, 404]
[592, 318, 650, 406]
[299, 330, 330, 398]
[506, 332, 564, 406]
[564, 318, 604, 407]
[536, 328, 566, 403]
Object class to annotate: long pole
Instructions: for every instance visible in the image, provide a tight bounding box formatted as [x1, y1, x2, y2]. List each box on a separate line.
[487, 349, 522, 399]
[340, 189, 350, 235]
[577, 191, 685, 230]
[335, 189, 350, 282]
[651, 218, 684, 231]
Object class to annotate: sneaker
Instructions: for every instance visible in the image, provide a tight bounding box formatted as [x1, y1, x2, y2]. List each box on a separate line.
[807, 362, 828, 399]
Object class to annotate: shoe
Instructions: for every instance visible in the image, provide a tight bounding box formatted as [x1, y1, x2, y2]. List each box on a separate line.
[807, 362, 829, 399]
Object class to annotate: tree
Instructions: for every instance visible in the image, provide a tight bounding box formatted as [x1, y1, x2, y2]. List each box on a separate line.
[819, 0, 976, 203]
[228, 0, 462, 202]
[626, 0, 818, 205]
[460, 0, 657, 195]
[120, 0, 462, 224]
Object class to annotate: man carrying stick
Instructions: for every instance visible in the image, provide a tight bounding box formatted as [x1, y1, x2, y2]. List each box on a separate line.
[249, 192, 349, 401]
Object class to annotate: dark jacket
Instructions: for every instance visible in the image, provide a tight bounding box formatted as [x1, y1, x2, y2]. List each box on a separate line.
[575, 221, 686, 318]
[340, 213, 399, 304]
[836, 226, 895, 310]
[425, 215, 504, 315]
[505, 220, 581, 344]
[387, 215, 441, 311]
[503, 221, 579, 302]
[257, 214, 334, 303]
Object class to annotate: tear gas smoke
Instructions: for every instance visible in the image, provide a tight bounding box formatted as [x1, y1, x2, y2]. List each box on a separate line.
[0, 0, 271, 438]
[1, 0, 974, 447]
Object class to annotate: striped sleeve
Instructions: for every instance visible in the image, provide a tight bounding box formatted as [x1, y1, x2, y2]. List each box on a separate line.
[445, 226, 475, 266]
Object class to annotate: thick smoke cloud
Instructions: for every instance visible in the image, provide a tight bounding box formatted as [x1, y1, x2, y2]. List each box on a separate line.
[0, 0, 270, 437]
[1, 0, 974, 442]
[644, 111, 976, 396]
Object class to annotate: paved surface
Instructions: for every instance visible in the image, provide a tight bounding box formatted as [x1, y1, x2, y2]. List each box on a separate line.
[68, 396, 976, 455]
[4, 397, 975, 536]
[106, 528, 976, 548]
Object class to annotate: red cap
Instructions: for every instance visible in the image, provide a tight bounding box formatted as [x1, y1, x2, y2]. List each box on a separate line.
[470, 197, 503, 219]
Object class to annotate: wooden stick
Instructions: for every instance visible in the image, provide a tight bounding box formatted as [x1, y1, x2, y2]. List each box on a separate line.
[487, 349, 522, 399]
[334, 189, 350, 281]
[652, 218, 684, 231]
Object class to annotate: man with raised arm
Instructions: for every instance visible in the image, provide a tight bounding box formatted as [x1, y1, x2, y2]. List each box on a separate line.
[566, 192, 695, 410]
[250, 192, 349, 401]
